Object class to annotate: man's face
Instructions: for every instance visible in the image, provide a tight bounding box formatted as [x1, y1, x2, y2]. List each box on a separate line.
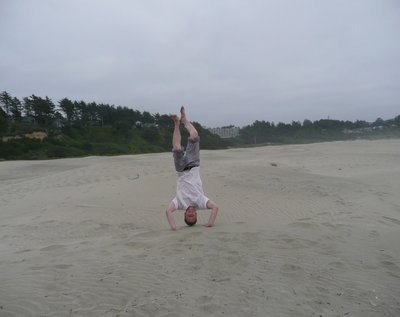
[184, 206, 197, 226]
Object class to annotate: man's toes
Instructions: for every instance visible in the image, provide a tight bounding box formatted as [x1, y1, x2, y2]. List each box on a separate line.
[170, 114, 180, 123]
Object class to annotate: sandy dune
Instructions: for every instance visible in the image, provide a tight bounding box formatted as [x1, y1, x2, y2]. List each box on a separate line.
[0, 139, 399, 316]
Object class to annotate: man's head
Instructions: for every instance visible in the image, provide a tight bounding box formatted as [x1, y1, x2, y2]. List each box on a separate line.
[184, 206, 197, 226]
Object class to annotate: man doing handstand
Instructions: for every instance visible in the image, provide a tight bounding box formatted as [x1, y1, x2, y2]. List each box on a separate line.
[165, 106, 219, 230]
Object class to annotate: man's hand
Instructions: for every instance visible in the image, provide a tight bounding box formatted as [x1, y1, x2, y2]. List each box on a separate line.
[205, 199, 219, 228]
[166, 202, 177, 230]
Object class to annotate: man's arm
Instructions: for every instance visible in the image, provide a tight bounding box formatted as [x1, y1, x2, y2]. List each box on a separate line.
[166, 201, 177, 230]
[205, 199, 219, 227]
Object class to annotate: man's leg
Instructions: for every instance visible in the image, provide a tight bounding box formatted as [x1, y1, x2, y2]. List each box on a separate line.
[180, 106, 198, 139]
[171, 114, 186, 172]
[180, 106, 200, 167]
[171, 114, 181, 150]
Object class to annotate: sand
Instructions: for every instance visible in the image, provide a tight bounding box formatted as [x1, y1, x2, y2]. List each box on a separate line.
[0, 139, 399, 317]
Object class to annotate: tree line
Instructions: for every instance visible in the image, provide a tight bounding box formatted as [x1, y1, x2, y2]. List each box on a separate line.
[0, 90, 163, 130]
[1, 90, 399, 160]
[0, 91, 226, 159]
[237, 115, 400, 145]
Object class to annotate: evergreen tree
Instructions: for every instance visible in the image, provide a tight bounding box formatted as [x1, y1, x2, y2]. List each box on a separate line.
[0, 91, 13, 116]
[23, 95, 55, 125]
[59, 98, 76, 124]
[23, 96, 34, 121]
[0, 106, 8, 134]
[394, 115, 400, 127]
[142, 111, 155, 123]
[10, 97, 22, 121]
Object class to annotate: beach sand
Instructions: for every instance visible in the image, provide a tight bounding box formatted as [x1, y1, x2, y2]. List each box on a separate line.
[0, 139, 399, 316]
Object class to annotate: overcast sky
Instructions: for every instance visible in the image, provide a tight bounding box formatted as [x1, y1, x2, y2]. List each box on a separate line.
[1, 0, 399, 127]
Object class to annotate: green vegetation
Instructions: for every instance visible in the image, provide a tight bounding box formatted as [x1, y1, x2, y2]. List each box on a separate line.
[1, 90, 399, 160]
[236, 117, 400, 146]
[0, 91, 226, 160]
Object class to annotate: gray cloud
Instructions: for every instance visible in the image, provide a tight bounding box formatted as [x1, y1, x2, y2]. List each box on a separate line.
[1, 0, 399, 127]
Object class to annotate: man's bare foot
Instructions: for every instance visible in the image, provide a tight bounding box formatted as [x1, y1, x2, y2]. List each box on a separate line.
[180, 106, 188, 124]
[170, 114, 180, 125]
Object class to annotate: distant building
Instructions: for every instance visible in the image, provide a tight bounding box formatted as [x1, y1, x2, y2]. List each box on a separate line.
[208, 126, 240, 139]
[135, 121, 158, 128]
[342, 126, 383, 134]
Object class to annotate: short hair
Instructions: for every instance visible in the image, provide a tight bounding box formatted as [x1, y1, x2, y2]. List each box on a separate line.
[184, 207, 197, 226]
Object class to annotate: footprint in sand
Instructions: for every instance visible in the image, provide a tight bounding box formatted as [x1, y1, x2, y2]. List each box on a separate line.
[280, 263, 303, 275]
[54, 264, 73, 270]
[380, 261, 400, 278]
[382, 216, 400, 226]
[289, 221, 319, 229]
[297, 217, 312, 221]
[269, 236, 318, 249]
[40, 244, 67, 252]
[328, 261, 346, 270]
[378, 254, 400, 278]
[368, 230, 380, 237]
